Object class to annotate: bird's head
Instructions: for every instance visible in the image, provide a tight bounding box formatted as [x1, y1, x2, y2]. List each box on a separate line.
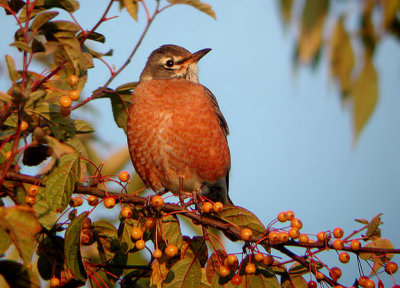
[140, 44, 211, 83]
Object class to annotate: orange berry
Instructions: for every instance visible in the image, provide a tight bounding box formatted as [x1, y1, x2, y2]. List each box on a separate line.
[240, 228, 252, 240]
[27, 185, 39, 196]
[308, 281, 317, 288]
[299, 234, 309, 244]
[118, 170, 130, 182]
[333, 227, 344, 238]
[71, 196, 83, 207]
[288, 227, 300, 239]
[145, 217, 157, 229]
[339, 252, 350, 263]
[245, 263, 256, 274]
[262, 255, 274, 266]
[67, 75, 79, 87]
[291, 218, 303, 229]
[60, 96, 72, 108]
[5, 151, 12, 160]
[153, 249, 162, 259]
[315, 271, 324, 280]
[286, 210, 295, 220]
[25, 195, 36, 206]
[254, 253, 264, 262]
[385, 262, 398, 274]
[202, 202, 213, 213]
[278, 231, 289, 243]
[212, 201, 223, 213]
[104, 197, 116, 209]
[377, 280, 384, 288]
[20, 120, 28, 131]
[121, 206, 133, 218]
[231, 275, 242, 285]
[329, 267, 342, 280]
[359, 276, 368, 287]
[226, 254, 238, 266]
[332, 239, 344, 250]
[268, 231, 279, 244]
[151, 195, 164, 207]
[277, 211, 287, 222]
[317, 231, 328, 242]
[135, 239, 146, 250]
[80, 231, 93, 245]
[131, 227, 143, 240]
[219, 265, 230, 277]
[365, 279, 375, 288]
[50, 277, 60, 287]
[165, 244, 178, 257]
[88, 195, 98, 206]
[350, 239, 361, 251]
[68, 89, 80, 101]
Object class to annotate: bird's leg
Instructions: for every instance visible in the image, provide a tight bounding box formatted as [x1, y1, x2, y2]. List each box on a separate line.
[178, 176, 185, 206]
[191, 188, 202, 212]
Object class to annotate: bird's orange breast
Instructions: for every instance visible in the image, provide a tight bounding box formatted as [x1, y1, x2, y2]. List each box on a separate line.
[127, 78, 230, 194]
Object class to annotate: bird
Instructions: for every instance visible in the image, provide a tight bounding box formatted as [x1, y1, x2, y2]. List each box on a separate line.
[127, 44, 232, 205]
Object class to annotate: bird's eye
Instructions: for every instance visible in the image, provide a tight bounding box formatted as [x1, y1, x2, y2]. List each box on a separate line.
[165, 59, 174, 68]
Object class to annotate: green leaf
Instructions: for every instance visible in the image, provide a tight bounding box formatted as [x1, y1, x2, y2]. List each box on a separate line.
[297, 0, 329, 63]
[164, 250, 202, 287]
[0, 226, 11, 254]
[64, 212, 88, 282]
[161, 214, 183, 249]
[218, 206, 266, 239]
[65, 137, 89, 180]
[0, 260, 40, 288]
[11, 41, 32, 53]
[44, 0, 79, 12]
[0, 206, 42, 265]
[281, 275, 308, 288]
[77, 31, 106, 43]
[25, 90, 47, 108]
[168, 0, 216, 19]
[33, 192, 59, 230]
[278, 0, 293, 25]
[102, 90, 131, 133]
[122, 0, 138, 21]
[31, 11, 59, 31]
[42, 20, 80, 33]
[93, 221, 119, 262]
[351, 55, 378, 141]
[37, 236, 65, 280]
[74, 119, 95, 133]
[330, 17, 355, 95]
[116, 81, 139, 92]
[43, 153, 79, 212]
[5, 55, 20, 81]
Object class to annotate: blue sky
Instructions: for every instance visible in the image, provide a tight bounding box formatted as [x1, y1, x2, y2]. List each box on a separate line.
[1, 0, 399, 284]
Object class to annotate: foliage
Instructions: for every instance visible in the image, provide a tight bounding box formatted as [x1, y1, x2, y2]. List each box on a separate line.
[278, 0, 400, 141]
[0, 0, 399, 287]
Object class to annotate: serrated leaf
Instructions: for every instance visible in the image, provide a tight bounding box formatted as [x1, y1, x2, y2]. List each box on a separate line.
[33, 193, 59, 230]
[164, 251, 202, 287]
[330, 17, 355, 94]
[168, 0, 216, 19]
[65, 137, 88, 180]
[74, 119, 95, 133]
[298, 0, 329, 63]
[0, 206, 42, 265]
[351, 55, 378, 141]
[31, 11, 59, 31]
[5, 55, 20, 81]
[151, 259, 170, 287]
[161, 214, 183, 249]
[93, 221, 119, 262]
[0, 260, 40, 288]
[64, 212, 88, 282]
[44, 153, 79, 212]
[122, 0, 138, 21]
[218, 206, 266, 238]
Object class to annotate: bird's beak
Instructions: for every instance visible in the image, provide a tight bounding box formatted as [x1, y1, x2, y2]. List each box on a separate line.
[183, 48, 212, 65]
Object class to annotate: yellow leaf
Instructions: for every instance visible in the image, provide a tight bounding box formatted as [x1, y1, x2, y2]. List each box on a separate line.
[330, 17, 355, 94]
[298, 0, 329, 64]
[122, 0, 138, 21]
[351, 56, 378, 141]
[380, 0, 400, 29]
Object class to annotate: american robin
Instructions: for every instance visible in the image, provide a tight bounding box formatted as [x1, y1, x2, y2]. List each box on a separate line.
[127, 44, 232, 205]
